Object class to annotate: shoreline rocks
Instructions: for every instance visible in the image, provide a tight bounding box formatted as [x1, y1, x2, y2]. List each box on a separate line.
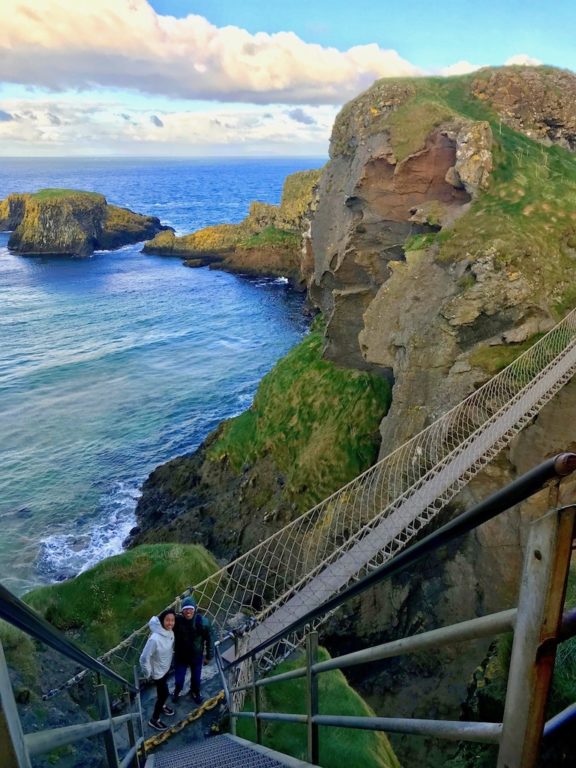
[143, 169, 321, 287]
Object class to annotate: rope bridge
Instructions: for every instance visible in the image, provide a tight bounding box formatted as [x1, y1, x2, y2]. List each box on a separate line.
[54, 306, 576, 695]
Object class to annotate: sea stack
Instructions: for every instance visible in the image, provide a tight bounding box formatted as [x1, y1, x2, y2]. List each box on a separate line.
[0, 188, 171, 257]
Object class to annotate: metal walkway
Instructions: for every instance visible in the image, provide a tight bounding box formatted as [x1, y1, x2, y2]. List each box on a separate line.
[145, 735, 316, 768]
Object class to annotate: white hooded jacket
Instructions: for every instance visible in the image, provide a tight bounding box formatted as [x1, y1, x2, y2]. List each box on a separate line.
[139, 616, 174, 680]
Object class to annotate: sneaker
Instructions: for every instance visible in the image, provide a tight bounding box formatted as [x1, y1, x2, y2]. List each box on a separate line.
[162, 706, 175, 716]
[192, 693, 203, 706]
[148, 719, 168, 731]
[172, 692, 180, 703]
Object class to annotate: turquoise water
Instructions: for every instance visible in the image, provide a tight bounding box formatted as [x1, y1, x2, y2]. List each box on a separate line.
[0, 158, 323, 594]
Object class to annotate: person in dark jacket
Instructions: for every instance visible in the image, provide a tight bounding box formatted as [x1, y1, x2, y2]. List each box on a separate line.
[172, 597, 213, 705]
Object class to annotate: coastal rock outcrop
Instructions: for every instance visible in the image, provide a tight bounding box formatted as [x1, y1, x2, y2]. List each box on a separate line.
[303, 65, 576, 764]
[471, 65, 576, 150]
[143, 169, 321, 286]
[0, 189, 170, 257]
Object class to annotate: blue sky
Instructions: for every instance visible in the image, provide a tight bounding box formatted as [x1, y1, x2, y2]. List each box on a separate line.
[150, 0, 576, 71]
[0, 0, 574, 156]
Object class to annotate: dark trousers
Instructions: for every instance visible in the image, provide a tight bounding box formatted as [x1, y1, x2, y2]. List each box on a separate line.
[174, 658, 203, 696]
[152, 672, 170, 720]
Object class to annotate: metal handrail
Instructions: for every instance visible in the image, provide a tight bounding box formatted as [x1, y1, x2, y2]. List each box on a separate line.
[229, 609, 518, 694]
[227, 458, 576, 768]
[226, 452, 576, 669]
[0, 581, 136, 692]
[24, 713, 140, 756]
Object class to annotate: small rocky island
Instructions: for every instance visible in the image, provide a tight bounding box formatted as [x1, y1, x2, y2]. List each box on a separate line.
[0, 188, 170, 257]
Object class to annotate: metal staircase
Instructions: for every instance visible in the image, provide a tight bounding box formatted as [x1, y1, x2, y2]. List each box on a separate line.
[144, 735, 315, 768]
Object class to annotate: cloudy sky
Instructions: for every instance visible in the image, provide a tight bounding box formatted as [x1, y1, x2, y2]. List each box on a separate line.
[0, 0, 574, 157]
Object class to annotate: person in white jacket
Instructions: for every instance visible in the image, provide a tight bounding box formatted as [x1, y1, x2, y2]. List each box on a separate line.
[139, 609, 176, 730]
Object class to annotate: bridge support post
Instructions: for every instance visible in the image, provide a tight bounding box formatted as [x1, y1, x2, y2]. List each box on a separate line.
[132, 667, 144, 766]
[0, 640, 32, 768]
[497, 488, 576, 768]
[306, 631, 319, 765]
[253, 658, 263, 745]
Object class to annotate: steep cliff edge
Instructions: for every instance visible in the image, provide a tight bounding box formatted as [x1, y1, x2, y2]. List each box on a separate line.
[308, 67, 576, 443]
[305, 65, 576, 765]
[143, 169, 321, 287]
[0, 188, 170, 257]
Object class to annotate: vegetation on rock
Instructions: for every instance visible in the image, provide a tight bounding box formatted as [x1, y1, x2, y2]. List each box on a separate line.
[24, 543, 218, 655]
[209, 323, 391, 510]
[143, 168, 321, 284]
[0, 188, 168, 256]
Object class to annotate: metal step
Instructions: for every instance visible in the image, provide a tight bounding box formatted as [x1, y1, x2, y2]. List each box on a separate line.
[145, 734, 316, 768]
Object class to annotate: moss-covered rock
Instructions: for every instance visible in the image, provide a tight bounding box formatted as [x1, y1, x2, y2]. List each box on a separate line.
[0, 188, 170, 257]
[143, 169, 321, 285]
[24, 543, 218, 655]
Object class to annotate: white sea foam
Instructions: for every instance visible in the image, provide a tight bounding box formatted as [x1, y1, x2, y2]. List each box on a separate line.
[36, 481, 140, 582]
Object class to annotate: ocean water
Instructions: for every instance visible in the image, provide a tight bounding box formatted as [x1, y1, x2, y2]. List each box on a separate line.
[0, 157, 324, 595]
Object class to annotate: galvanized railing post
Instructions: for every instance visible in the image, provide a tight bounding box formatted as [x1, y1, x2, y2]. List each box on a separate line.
[122, 688, 139, 768]
[229, 666, 237, 736]
[0, 640, 32, 768]
[253, 658, 263, 745]
[497, 495, 576, 768]
[306, 631, 319, 765]
[132, 667, 144, 765]
[97, 684, 120, 768]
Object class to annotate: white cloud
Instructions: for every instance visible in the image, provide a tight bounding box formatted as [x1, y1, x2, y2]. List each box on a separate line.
[0, 0, 421, 105]
[505, 54, 543, 67]
[439, 60, 485, 76]
[0, 96, 338, 155]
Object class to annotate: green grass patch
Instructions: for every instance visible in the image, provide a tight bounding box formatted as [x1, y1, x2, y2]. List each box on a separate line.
[238, 647, 400, 768]
[388, 99, 455, 162]
[239, 226, 300, 250]
[31, 189, 104, 202]
[24, 543, 218, 656]
[209, 328, 391, 510]
[469, 333, 546, 375]
[0, 620, 38, 685]
[404, 232, 440, 251]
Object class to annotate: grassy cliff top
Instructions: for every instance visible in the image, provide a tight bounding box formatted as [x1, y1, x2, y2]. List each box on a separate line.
[331, 66, 576, 159]
[331, 67, 576, 314]
[145, 168, 321, 254]
[23, 543, 218, 655]
[30, 188, 106, 202]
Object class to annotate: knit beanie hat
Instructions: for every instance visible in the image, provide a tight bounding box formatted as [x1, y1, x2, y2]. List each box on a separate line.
[181, 597, 197, 611]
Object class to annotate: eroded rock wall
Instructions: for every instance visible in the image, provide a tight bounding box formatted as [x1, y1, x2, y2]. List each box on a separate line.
[305, 67, 576, 765]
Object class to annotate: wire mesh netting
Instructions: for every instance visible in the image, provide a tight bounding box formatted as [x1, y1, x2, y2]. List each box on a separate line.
[56, 307, 576, 697]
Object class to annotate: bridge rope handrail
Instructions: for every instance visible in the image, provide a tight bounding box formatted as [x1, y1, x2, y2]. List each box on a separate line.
[53, 305, 576, 695]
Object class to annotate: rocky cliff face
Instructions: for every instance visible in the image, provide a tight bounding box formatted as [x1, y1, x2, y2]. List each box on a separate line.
[0, 189, 169, 257]
[143, 169, 321, 287]
[303, 65, 576, 765]
[308, 66, 576, 447]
